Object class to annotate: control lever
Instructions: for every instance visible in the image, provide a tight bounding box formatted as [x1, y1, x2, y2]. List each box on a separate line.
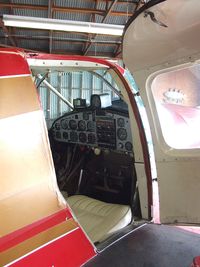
[76, 169, 83, 194]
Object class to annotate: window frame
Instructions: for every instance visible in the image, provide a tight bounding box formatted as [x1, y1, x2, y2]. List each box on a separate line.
[146, 61, 200, 157]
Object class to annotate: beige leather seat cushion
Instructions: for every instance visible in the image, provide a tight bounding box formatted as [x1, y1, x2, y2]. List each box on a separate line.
[67, 195, 132, 243]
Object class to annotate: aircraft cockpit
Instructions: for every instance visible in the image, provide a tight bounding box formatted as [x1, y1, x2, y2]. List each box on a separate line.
[44, 68, 142, 244]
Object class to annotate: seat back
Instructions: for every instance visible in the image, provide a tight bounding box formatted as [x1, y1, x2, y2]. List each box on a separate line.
[67, 195, 132, 242]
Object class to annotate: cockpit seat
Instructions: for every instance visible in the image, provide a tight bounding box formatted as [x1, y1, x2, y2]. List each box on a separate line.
[66, 195, 132, 243]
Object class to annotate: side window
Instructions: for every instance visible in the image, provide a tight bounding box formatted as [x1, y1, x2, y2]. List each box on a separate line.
[151, 64, 200, 149]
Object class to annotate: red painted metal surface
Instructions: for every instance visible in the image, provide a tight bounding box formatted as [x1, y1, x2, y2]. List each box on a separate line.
[0, 209, 71, 253]
[0, 47, 125, 80]
[0, 49, 30, 76]
[0, 48, 96, 266]
[190, 256, 200, 267]
[9, 228, 96, 267]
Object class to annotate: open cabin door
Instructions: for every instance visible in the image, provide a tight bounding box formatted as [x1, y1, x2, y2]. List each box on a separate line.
[0, 49, 95, 266]
[123, 0, 200, 224]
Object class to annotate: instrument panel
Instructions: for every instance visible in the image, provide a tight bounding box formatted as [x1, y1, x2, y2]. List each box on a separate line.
[51, 109, 133, 153]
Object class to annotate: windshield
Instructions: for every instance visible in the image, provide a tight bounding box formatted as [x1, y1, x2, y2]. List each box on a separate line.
[34, 67, 122, 127]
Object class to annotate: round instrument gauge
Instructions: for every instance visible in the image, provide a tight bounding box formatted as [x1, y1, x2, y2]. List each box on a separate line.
[61, 119, 68, 129]
[87, 121, 95, 132]
[79, 132, 87, 143]
[117, 118, 125, 127]
[125, 141, 133, 151]
[78, 120, 86, 131]
[69, 119, 77, 130]
[117, 128, 127, 141]
[70, 131, 78, 142]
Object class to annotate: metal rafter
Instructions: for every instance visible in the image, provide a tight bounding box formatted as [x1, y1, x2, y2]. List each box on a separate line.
[83, 0, 99, 56]
[102, 0, 119, 23]
[54, 49, 115, 57]
[83, 0, 119, 56]
[0, 3, 133, 17]
[0, 35, 120, 46]
[114, 43, 122, 57]
[8, 0, 18, 47]
[48, 0, 53, 53]
[95, 0, 136, 3]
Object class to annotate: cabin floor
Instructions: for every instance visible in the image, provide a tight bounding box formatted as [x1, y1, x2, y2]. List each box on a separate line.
[84, 223, 200, 267]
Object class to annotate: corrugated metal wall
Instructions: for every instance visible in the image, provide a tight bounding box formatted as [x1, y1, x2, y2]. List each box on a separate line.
[38, 70, 118, 127]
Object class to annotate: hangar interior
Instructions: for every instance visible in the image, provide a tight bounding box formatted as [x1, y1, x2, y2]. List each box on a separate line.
[0, 0, 149, 246]
[0, 0, 143, 57]
[0, 0, 145, 124]
[1, 1, 200, 267]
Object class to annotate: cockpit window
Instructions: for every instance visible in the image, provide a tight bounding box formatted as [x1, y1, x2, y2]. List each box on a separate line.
[150, 64, 200, 149]
[35, 69, 121, 127]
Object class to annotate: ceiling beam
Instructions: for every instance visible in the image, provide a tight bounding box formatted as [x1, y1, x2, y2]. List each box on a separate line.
[0, 3, 133, 17]
[7, 0, 18, 46]
[87, 0, 137, 3]
[53, 40, 119, 47]
[83, 0, 98, 56]
[102, 0, 118, 23]
[0, 42, 118, 58]
[53, 49, 116, 58]
[0, 0, 141, 58]
[0, 43, 43, 53]
[114, 43, 122, 57]
[0, 27, 90, 37]
[48, 0, 53, 53]
[0, 35, 120, 46]
[83, 0, 119, 55]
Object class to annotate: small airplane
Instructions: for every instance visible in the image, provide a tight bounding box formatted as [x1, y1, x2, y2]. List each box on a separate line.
[0, 0, 200, 266]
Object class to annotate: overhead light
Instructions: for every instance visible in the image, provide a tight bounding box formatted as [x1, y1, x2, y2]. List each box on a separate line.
[3, 15, 124, 36]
